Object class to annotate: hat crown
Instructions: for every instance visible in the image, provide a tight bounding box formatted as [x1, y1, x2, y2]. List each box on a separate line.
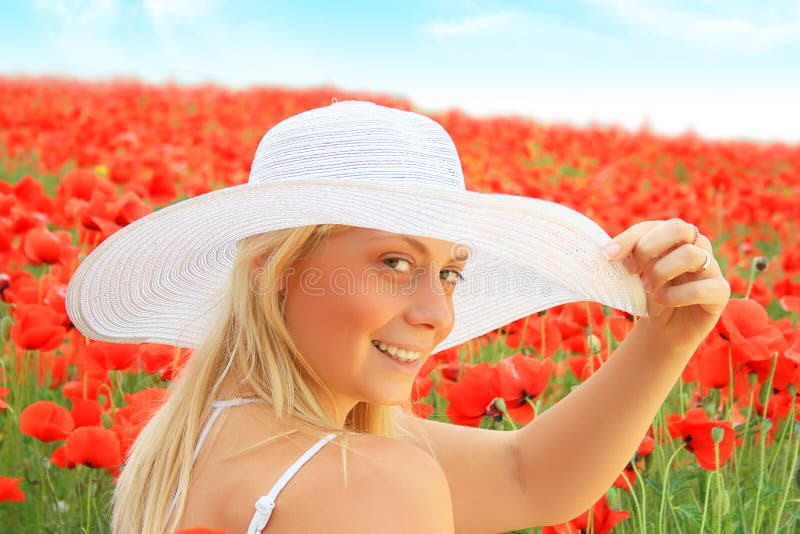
[247, 101, 465, 190]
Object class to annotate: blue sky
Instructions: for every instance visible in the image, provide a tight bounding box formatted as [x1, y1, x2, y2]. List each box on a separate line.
[2, 0, 800, 142]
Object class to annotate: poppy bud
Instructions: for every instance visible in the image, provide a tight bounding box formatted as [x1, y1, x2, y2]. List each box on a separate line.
[1, 315, 11, 342]
[759, 382, 774, 407]
[753, 256, 768, 272]
[712, 484, 730, 516]
[587, 334, 602, 355]
[606, 488, 622, 509]
[749, 372, 759, 387]
[493, 397, 507, 413]
[711, 426, 725, 444]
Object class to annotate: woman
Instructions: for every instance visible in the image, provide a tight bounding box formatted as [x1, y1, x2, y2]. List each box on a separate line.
[66, 101, 730, 533]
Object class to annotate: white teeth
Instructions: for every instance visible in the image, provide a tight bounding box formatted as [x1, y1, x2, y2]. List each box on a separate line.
[372, 340, 422, 362]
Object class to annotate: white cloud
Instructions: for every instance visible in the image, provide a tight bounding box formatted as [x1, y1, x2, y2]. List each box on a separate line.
[423, 11, 516, 36]
[33, 0, 118, 28]
[143, 0, 226, 23]
[586, 0, 800, 50]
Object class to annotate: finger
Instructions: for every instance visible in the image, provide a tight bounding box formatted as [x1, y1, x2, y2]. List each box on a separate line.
[628, 218, 700, 277]
[641, 242, 716, 293]
[602, 220, 661, 266]
[653, 277, 731, 312]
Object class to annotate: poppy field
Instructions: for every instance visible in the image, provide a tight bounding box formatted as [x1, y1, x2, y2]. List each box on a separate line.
[0, 76, 799, 533]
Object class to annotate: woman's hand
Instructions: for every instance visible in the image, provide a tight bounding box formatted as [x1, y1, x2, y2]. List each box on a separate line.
[604, 218, 731, 350]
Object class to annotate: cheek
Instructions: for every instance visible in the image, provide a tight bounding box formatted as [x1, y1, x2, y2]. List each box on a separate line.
[284, 278, 394, 359]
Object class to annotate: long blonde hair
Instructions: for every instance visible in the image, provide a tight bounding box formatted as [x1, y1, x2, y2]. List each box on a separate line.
[109, 223, 433, 533]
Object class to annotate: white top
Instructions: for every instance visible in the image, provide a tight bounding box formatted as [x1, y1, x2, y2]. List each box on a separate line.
[165, 397, 337, 533]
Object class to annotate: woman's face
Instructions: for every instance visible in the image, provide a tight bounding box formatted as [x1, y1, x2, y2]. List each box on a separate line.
[280, 226, 469, 426]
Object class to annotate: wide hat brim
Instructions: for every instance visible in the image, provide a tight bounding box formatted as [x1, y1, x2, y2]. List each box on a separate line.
[65, 178, 648, 354]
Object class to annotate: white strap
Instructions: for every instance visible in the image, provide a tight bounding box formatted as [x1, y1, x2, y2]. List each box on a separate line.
[164, 397, 266, 531]
[246, 433, 338, 534]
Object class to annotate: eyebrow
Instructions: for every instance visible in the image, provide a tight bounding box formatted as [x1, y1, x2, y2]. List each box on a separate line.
[368, 235, 469, 263]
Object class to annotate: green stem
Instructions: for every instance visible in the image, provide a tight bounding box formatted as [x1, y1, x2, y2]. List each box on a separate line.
[698, 471, 715, 534]
[86, 467, 94, 533]
[726, 343, 734, 421]
[620, 461, 645, 534]
[744, 258, 757, 300]
[729, 431, 748, 530]
[540, 313, 546, 358]
[501, 410, 519, 431]
[751, 351, 779, 532]
[519, 313, 530, 351]
[633, 458, 649, 534]
[658, 442, 686, 533]
[772, 401, 799, 532]
[765, 396, 796, 484]
[714, 441, 721, 534]
[734, 385, 756, 484]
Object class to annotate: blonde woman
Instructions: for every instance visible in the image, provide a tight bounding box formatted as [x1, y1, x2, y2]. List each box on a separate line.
[66, 101, 730, 533]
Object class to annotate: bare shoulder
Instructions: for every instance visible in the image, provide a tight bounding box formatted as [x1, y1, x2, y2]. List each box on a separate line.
[340, 434, 455, 533]
[277, 433, 455, 533]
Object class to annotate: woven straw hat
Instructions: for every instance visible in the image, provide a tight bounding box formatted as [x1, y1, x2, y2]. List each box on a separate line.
[65, 100, 647, 354]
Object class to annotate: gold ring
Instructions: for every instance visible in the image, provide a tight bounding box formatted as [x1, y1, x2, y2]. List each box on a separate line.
[690, 224, 699, 245]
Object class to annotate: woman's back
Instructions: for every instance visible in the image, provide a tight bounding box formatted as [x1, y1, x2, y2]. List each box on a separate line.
[171, 398, 454, 533]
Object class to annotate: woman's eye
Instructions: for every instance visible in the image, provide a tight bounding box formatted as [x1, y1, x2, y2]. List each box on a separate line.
[383, 257, 412, 273]
[383, 257, 465, 286]
[441, 269, 466, 285]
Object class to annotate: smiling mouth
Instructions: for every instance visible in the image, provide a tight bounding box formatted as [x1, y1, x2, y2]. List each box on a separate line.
[371, 341, 424, 363]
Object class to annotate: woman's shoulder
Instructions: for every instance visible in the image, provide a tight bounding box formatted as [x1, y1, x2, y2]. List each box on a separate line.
[258, 431, 453, 532]
[199, 406, 451, 531]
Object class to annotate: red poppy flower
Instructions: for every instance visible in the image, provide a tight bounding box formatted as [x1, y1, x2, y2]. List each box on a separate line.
[779, 295, 800, 315]
[0, 476, 25, 502]
[9, 303, 67, 351]
[0, 386, 10, 412]
[444, 363, 501, 427]
[542, 493, 630, 534]
[22, 227, 64, 264]
[411, 374, 433, 402]
[137, 343, 193, 381]
[718, 299, 787, 363]
[410, 402, 434, 419]
[613, 435, 656, 490]
[108, 387, 168, 461]
[0, 269, 38, 305]
[495, 353, 553, 425]
[70, 397, 104, 428]
[50, 445, 77, 469]
[666, 408, 736, 470]
[87, 340, 140, 372]
[498, 313, 563, 358]
[65, 426, 122, 469]
[62, 376, 115, 404]
[12, 175, 55, 215]
[55, 168, 116, 203]
[19, 400, 75, 442]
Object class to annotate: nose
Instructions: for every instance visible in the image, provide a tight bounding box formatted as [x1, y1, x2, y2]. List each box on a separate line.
[403, 269, 455, 334]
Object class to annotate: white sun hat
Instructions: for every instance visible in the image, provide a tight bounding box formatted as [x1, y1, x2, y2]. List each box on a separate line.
[65, 100, 648, 354]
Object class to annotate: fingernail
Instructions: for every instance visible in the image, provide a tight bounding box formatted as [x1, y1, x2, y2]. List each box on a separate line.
[603, 243, 621, 260]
